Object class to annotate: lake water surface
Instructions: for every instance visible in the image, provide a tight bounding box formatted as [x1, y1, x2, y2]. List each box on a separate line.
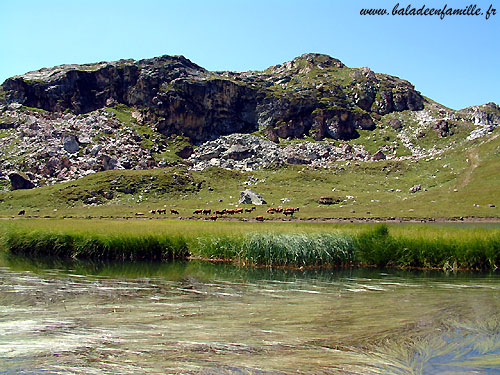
[1, 254, 500, 374]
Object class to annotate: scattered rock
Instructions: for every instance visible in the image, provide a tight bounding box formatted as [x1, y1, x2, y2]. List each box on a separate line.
[467, 124, 496, 141]
[188, 133, 369, 171]
[105, 98, 118, 107]
[238, 189, 267, 205]
[409, 184, 422, 193]
[102, 155, 118, 170]
[84, 196, 101, 205]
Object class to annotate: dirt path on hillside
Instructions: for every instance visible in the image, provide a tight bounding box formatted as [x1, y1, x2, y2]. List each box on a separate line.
[457, 133, 499, 190]
[457, 148, 480, 189]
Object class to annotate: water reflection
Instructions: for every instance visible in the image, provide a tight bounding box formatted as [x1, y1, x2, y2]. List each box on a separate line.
[1, 253, 500, 374]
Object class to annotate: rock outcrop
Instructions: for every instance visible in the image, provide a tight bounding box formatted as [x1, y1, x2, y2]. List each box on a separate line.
[460, 102, 500, 126]
[0, 53, 424, 143]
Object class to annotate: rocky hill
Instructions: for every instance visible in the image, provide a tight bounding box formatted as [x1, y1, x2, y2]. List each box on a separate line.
[0, 53, 499, 189]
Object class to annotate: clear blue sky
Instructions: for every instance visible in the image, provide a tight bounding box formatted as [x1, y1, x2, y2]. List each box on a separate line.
[0, 0, 498, 110]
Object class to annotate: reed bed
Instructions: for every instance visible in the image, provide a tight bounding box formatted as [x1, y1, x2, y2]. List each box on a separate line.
[193, 232, 355, 266]
[243, 232, 355, 266]
[4, 229, 188, 261]
[356, 224, 500, 270]
[1, 220, 499, 269]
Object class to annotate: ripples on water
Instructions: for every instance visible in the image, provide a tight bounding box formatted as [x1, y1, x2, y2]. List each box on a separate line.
[1, 255, 500, 374]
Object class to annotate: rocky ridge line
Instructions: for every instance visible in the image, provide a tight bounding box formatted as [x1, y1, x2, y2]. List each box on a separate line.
[0, 54, 499, 189]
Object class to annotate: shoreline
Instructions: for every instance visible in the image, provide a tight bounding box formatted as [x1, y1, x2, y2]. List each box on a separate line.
[2, 215, 500, 224]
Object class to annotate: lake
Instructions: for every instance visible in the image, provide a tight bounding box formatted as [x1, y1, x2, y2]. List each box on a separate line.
[1, 254, 500, 374]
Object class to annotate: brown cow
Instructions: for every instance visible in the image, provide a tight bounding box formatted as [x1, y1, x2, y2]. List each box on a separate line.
[135, 212, 145, 216]
[267, 208, 275, 214]
[235, 208, 243, 214]
[283, 209, 294, 217]
[202, 209, 211, 215]
[18, 210, 25, 215]
[157, 209, 167, 214]
[244, 208, 253, 213]
[170, 209, 179, 215]
[210, 215, 218, 221]
[256, 215, 264, 222]
[150, 209, 157, 214]
[215, 210, 226, 216]
[193, 209, 203, 214]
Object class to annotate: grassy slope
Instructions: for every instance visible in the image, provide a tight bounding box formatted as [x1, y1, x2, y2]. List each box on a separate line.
[0, 127, 498, 219]
[0, 97, 499, 220]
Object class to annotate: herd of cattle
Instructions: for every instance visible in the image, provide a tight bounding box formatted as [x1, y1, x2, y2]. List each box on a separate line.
[134, 206, 300, 221]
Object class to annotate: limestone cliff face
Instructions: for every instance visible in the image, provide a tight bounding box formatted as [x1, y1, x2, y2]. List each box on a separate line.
[153, 78, 260, 142]
[0, 53, 424, 142]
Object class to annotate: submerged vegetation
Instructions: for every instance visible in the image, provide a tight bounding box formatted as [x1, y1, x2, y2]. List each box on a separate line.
[1, 219, 499, 270]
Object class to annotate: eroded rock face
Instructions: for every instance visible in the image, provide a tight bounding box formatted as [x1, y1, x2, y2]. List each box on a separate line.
[0, 53, 425, 143]
[460, 102, 500, 126]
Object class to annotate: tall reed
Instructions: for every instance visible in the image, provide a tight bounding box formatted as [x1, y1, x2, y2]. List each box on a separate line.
[243, 232, 355, 266]
[193, 232, 355, 267]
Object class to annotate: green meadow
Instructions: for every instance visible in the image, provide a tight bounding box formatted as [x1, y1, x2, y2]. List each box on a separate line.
[0, 125, 498, 220]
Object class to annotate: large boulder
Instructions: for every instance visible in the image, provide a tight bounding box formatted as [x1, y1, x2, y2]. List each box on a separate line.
[175, 145, 194, 159]
[238, 189, 267, 205]
[371, 150, 386, 161]
[9, 172, 35, 190]
[224, 144, 254, 160]
[63, 135, 79, 154]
